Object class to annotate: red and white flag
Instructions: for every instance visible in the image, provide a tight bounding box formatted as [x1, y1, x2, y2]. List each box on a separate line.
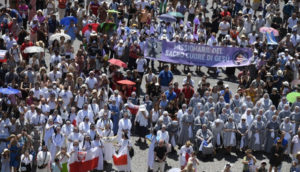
[0, 50, 7, 63]
[127, 102, 139, 115]
[68, 147, 100, 172]
[113, 147, 128, 171]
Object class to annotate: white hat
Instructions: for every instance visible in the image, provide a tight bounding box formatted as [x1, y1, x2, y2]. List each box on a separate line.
[277, 70, 283, 76]
[215, 118, 223, 123]
[119, 40, 124, 44]
[163, 111, 168, 115]
[283, 81, 289, 87]
[139, 105, 146, 111]
[91, 31, 97, 36]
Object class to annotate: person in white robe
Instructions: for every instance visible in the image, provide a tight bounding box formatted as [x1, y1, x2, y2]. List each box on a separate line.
[148, 129, 158, 171]
[96, 112, 113, 132]
[79, 117, 91, 134]
[179, 141, 194, 170]
[100, 123, 115, 162]
[81, 134, 92, 151]
[67, 127, 84, 148]
[50, 127, 64, 161]
[44, 118, 55, 150]
[36, 145, 51, 172]
[61, 120, 73, 146]
[157, 125, 169, 144]
[115, 133, 132, 172]
[68, 140, 80, 156]
[49, 110, 63, 127]
[55, 147, 69, 172]
[117, 112, 132, 142]
[92, 134, 104, 171]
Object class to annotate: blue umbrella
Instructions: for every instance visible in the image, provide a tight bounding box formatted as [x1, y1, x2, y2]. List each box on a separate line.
[0, 87, 20, 95]
[158, 14, 177, 23]
[60, 16, 78, 26]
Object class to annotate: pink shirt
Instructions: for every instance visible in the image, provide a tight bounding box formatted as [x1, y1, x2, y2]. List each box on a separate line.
[18, 5, 28, 16]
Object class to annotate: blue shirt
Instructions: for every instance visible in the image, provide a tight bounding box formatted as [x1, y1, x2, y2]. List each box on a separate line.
[48, 18, 59, 33]
[10, 9, 22, 23]
[164, 90, 177, 101]
[220, 90, 232, 103]
[158, 70, 173, 86]
[159, 99, 168, 109]
[64, 25, 77, 40]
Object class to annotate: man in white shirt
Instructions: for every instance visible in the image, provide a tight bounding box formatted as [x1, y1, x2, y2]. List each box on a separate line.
[59, 86, 73, 108]
[77, 104, 94, 124]
[85, 71, 98, 90]
[157, 125, 169, 144]
[25, 105, 37, 123]
[48, 67, 62, 82]
[114, 40, 125, 59]
[39, 98, 50, 115]
[31, 82, 42, 100]
[287, 13, 298, 33]
[50, 50, 62, 69]
[218, 18, 230, 42]
[290, 30, 300, 47]
[136, 56, 147, 77]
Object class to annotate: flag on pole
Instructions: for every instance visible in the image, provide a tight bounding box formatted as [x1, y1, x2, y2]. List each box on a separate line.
[0, 50, 7, 63]
[68, 147, 100, 172]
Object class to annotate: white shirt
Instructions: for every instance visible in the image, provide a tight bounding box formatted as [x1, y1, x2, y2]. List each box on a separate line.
[50, 55, 62, 66]
[31, 114, 46, 125]
[25, 110, 37, 123]
[136, 58, 147, 73]
[135, 111, 148, 127]
[88, 103, 99, 116]
[157, 130, 169, 143]
[288, 17, 298, 29]
[75, 94, 88, 109]
[39, 104, 50, 114]
[79, 122, 91, 133]
[77, 109, 94, 124]
[292, 135, 300, 154]
[118, 118, 132, 132]
[68, 132, 83, 143]
[85, 77, 98, 89]
[219, 21, 230, 35]
[20, 154, 33, 165]
[59, 90, 73, 107]
[31, 88, 42, 100]
[96, 118, 113, 130]
[61, 124, 73, 136]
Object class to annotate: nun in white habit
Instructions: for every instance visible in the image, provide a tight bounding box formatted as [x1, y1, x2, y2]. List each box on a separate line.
[50, 126, 64, 161]
[117, 112, 132, 142]
[147, 129, 158, 171]
[92, 134, 104, 170]
[100, 123, 115, 162]
[44, 117, 55, 150]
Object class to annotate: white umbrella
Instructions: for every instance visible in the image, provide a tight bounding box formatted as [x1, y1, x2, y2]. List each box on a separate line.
[24, 46, 44, 54]
[49, 33, 71, 43]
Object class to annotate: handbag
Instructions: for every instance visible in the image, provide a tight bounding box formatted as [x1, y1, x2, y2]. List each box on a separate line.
[129, 147, 134, 158]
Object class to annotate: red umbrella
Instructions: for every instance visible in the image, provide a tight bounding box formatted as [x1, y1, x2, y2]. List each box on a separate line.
[108, 58, 127, 68]
[117, 80, 136, 85]
[82, 23, 99, 35]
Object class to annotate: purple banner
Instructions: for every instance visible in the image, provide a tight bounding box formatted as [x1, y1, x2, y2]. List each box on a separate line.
[144, 39, 253, 67]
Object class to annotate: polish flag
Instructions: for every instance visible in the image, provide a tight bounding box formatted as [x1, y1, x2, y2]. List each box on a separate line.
[71, 119, 77, 127]
[0, 50, 7, 63]
[68, 147, 100, 172]
[113, 148, 128, 171]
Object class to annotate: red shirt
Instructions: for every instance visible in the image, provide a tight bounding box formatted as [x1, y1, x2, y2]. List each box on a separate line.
[21, 42, 34, 60]
[174, 88, 181, 98]
[182, 86, 194, 100]
[220, 11, 231, 17]
[90, 2, 100, 16]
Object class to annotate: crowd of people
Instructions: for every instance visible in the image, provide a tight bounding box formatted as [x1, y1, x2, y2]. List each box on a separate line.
[0, 0, 299, 171]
